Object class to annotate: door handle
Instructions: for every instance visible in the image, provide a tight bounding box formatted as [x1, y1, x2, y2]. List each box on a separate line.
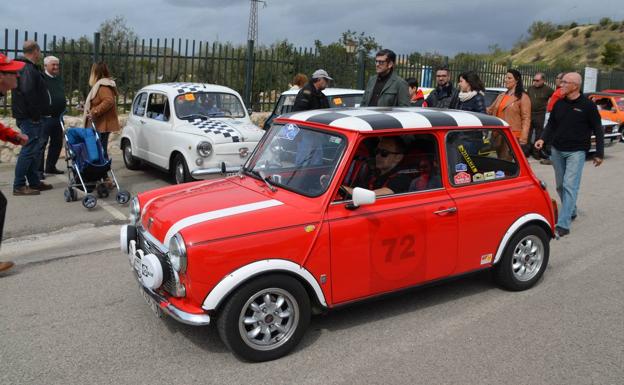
[434, 207, 457, 215]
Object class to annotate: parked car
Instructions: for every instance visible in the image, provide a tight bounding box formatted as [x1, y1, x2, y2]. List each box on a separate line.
[120, 83, 265, 184]
[262, 88, 364, 130]
[121, 107, 557, 361]
[587, 92, 624, 142]
[483, 87, 507, 107]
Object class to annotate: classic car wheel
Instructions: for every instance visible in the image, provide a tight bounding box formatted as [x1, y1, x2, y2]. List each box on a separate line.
[121, 139, 142, 170]
[172, 154, 192, 184]
[494, 225, 549, 291]
[217, 274, 311, 362]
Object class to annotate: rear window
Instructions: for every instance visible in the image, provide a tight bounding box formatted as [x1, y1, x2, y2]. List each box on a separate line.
[446, 129, 519, 186]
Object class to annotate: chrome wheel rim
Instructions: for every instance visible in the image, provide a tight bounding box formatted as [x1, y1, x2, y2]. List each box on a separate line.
[238, 288, 298, 351]
[175, 161, 185, 184]
[511, 235, 544, 282]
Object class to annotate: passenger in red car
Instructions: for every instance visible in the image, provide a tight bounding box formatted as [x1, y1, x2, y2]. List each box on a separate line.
[343, 136, 411, 196]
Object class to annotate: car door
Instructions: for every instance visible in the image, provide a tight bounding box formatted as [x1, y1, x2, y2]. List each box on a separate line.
[143, 92, 173, 167]
[129, 92, 149, 159]
[327, 133, 458, 304]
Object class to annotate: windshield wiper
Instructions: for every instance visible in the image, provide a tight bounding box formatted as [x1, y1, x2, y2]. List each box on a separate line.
[244, 168, 277, 192]
[180, 113, 211, 120]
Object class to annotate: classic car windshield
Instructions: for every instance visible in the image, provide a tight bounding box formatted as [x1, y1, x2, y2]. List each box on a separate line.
[175, 92, 246, 119]
[246, 123, 347, 197]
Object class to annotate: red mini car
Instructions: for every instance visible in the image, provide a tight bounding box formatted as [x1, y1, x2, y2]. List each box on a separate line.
[121, 107, 557, 361]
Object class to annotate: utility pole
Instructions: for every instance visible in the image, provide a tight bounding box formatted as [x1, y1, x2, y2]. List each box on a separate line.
[245, 0, 266, 108]
[247, 0, 266, 43]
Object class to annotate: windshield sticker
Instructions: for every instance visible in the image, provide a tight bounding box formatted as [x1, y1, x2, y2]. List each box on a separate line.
[495, 170, 505, 179]
[457, 144, 478, 173]
[455, 163, 468, 172]
[472, 173, 484, 182]
[333, 97, 343, 106]
[454, 172, 471, 185]
[484, 171, 495, 180]
[277, 124, 300, 140]
[329, 136, 342, 144]
[184, 93, 195, 101]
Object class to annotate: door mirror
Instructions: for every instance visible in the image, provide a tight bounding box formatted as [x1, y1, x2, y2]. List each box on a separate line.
[346, 187, 376, 210]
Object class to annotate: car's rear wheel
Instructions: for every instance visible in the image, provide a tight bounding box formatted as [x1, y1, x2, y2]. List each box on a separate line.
[172, 153, 192, 184]
[217, 274, 311, 362]
[494, 225, 549, 291]
[122, 139, 142, 170]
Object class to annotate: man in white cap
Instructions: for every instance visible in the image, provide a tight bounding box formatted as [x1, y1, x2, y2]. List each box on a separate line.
[0, 53, 29, 273]
[292, 69, 332, 112]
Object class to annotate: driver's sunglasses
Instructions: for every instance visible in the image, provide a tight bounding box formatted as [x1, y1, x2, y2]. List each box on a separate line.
[375, 148, 402, 157]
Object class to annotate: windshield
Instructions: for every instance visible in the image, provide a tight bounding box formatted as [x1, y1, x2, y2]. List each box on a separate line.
[174, 92, 246, 119]
[615, 97, 624, 110]
[328, 94, 362, 107]
[246, 123, 348, 197]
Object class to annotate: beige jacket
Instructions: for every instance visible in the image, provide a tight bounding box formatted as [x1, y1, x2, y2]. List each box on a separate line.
[487, 92, 531, 144]
[84, 78, 120, 133]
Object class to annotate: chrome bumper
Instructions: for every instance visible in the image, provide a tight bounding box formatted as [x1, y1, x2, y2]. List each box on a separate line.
[191, 163, 241, 178]
[137, 279, 211, 326]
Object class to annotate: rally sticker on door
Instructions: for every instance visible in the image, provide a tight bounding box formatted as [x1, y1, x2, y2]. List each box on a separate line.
[480, 253, 493, 265]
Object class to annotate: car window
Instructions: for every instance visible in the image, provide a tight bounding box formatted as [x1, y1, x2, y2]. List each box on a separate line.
[483, 91, 500, 107]
[146, 93, 170, 121]
[328, 94, 362, 108]
[276, 95, 296, 115]
[338, 133, 441, 200]
[446, 129, 519, 186]
[614, 97, 624, 110]
[174, 92, 246, 119]
[247, 123, 347, 197]
[132, 92, 148, 117]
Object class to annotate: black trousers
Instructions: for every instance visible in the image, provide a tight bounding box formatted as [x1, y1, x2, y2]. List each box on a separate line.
[0, 190, 6, 246]
[39, 116, 64, 172]
[99, 132, 110, 159]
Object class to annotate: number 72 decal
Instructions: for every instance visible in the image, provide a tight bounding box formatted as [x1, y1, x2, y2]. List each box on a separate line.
[382, 235, 416, 262]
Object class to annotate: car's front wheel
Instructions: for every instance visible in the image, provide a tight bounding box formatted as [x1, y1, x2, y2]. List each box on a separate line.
[217, 274, 311, 362]
[121, 139, 142, 170]
[494, 225, 549, 291]
[172, 153, 192, 184]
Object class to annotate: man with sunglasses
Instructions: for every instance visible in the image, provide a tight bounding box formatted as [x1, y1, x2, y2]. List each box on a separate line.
[0, 53, 29, 273]
[361, 49, 410, 107]
[343, 136, 411, 196]
[527, 72, 553, 159]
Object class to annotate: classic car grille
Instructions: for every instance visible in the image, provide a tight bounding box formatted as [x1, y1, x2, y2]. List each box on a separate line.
[137, 231, 176, 293]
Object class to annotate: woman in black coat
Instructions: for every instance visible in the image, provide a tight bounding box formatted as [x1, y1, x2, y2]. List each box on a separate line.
[451, 71, 486, 113]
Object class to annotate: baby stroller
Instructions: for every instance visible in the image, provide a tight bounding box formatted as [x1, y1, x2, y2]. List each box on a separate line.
[61, 117, 130, 209]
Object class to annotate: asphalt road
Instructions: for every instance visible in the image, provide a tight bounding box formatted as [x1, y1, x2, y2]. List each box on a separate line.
[0, 144, 623, 384]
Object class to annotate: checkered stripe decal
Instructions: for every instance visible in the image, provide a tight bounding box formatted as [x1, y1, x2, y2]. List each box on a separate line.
[190, 119, 241, 142]
[284, 108, 506, 131]
[164, 83, 210, 94]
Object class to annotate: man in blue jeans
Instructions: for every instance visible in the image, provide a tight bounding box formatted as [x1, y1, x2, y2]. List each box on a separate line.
[535, 72, 603, 237]
[11, 40, 53, 195]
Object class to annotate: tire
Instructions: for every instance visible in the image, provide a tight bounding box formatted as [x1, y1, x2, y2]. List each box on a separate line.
[122, 139, 142, 170]
[172, 153, 192, 184]
[494, 225, 549, 291]
[217, 274, 311, 362]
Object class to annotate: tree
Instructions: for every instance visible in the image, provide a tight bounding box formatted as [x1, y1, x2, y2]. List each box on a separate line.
[527, 21, 557, 40]
[98, 16, 137, 49]
[601, 42, 622, 66]
[339, 30, 381, 55]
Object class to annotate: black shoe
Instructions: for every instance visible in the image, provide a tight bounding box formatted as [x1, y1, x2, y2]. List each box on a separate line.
[31, 182, 53, 191]
[555, 226, 570, 237]
[45, 168, 64, 175]
[38, 172, 46, 180]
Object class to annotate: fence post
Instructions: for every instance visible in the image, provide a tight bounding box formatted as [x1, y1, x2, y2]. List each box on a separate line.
[244, 39, 254, 109]
[357, 50, 366, 89]
[93, 32, 100, 63]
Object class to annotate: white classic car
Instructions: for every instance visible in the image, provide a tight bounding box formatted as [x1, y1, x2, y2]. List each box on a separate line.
[121, 83, 265, 184]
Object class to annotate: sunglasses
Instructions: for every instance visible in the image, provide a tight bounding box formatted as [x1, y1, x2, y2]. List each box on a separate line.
[375, 148, 402, 157]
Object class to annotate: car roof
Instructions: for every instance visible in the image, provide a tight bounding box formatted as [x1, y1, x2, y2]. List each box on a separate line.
[485, 87, 507, 93]
[586, 92, 623, 97]
[139, 82, 241, 96]
[280, 87, 364, 97]
[279, 107, 507, 131]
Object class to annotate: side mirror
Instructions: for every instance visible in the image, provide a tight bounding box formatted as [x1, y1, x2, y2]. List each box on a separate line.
[346, 187, 376, 210]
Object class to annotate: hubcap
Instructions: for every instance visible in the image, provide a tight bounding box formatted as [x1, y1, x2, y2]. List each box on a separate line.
[511, 235, 544, 282]
[175, 162, 185, 184]
[123, 145, 132, 163]
[238, 288, 298, 351]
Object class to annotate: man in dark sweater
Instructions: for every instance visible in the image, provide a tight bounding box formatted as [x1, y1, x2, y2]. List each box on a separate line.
[39, 56, 66, 176]
[535, 72, 603, 237]
[527, 72, 553, 159]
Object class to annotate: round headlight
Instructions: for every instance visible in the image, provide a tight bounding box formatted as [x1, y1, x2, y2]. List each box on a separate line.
[197, 141, 213, 157]
[168, 233, 187, 272]
[129, 197, 140, 223]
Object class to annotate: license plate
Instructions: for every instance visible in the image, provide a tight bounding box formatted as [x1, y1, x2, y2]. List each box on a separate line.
[140, 286, 163, 318]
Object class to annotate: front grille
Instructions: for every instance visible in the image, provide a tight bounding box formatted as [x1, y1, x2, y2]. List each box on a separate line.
[137, 231, 176, 293]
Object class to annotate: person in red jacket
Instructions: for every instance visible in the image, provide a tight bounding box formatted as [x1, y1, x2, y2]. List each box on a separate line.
[0, 53, 29, 273]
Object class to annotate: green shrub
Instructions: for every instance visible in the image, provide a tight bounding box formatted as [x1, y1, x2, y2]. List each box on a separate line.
[599, 17, 612, 27]
[585, 29, 593, 38]
[610, 23, 619, 31]
[546, 30, 564, 41]
[569, 22, 578, 29]
[572, 29, 579, 37]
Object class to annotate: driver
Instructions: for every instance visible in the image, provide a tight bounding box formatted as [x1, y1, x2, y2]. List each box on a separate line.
[343, 136, 411, 196]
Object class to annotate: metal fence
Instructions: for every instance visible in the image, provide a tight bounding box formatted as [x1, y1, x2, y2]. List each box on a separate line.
[3, 28, 624, 116]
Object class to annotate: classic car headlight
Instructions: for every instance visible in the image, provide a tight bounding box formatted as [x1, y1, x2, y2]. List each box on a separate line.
[129, 197, 141, 223]
[197, 141, 213, 157]
[168, 233, 187, 273]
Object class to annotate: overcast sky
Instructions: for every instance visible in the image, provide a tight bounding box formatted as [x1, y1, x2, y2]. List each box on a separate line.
[2, 1, 623, 56]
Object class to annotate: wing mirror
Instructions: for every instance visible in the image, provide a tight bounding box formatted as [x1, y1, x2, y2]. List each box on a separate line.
[346, 187, 376, 210]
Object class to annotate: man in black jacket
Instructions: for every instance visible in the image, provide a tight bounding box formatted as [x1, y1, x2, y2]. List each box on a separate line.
[292, 69, 331, 112]
[39, 55, 66, 176]
[12, 40, 53, 195]
[535, 72, 603, 237]
[425, 67, 455, 108]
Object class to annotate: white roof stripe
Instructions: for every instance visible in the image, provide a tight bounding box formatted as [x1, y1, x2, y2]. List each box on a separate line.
[164, 199, 284, 244]
[288, 110, 327, 121]
[330, 116, 373, 131]
[441, 110, 484, 126]
[386, 112, 433, 129]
